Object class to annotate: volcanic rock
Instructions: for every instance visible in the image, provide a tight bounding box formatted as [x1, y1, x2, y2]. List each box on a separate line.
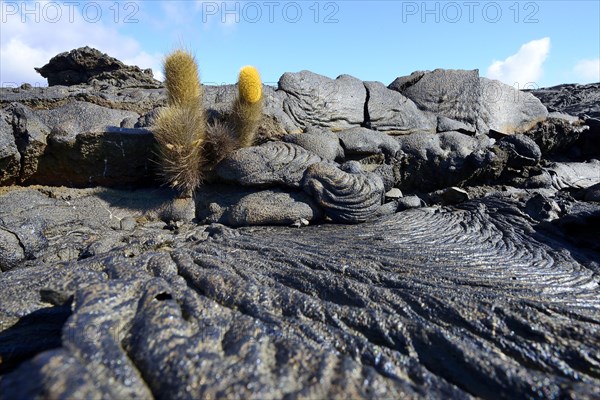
[282, 127, 344, 161]
[215, 142, 331, 188]
[0, 111, 20, 185]
[389, 69, 481, 132]
[278, 70, 366, 130]
[35, 46, 162, 88]
[337, 126, 401, 158]
[364, 80, 435, 134]
[302, 161, 384, 223]
[195, 186, 323, 226]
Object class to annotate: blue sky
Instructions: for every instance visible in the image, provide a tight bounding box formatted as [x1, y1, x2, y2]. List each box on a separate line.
[1, 1, 599, 88]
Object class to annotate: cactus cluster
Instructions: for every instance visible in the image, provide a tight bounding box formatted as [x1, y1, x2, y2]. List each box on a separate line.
[153, 50, 263, 196]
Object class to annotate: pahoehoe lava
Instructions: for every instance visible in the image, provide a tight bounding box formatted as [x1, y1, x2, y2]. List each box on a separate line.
[1, 196, 598, 399]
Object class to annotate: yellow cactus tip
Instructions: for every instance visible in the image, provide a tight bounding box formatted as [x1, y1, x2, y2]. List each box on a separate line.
[238, 65, 262, 104]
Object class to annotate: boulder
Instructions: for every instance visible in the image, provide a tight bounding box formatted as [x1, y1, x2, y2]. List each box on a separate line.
[524, 114, 589, 156]
[278, 71, 366, 130]
[547, 162, 600, 190]
[8, 102, 152, 187]
[302, 161, 384, 223]
[337, 127, 401, 158]
[195, 186, 323, 226]
[389, 69, 481, 133]
[364, 81, 435, 134]
[35, 46, 162, 88]
[498, 134, 542, 168]
[389, 69, 549, 135]
[35, 101, 139, 137]
[394, 131, 496, 192]
[9, 103, 49, 182]
[479, 77, 548, 134]
[525, 193, 562, 221]
[215, 142, 331, 188]
[0, 110, 20, 185]
[283, 127, 344, 161]
[396, 195, 425, 211]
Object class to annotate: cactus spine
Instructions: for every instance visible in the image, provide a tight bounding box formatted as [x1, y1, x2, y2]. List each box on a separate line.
[154, 50, 206, 196]
[152, 50, 264, 194]
[231, 66, 263, 148]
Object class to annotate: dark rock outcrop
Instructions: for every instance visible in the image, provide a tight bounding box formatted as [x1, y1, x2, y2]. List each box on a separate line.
[278, 70, 366, 130]
[390, 69, 481, 133]
[337, 127, 400, 158]
[1, 47, 600, 399]
[530, 82, 600, 120]
[282, 127, 344, 161]
[394, 131, 497, 192]
[302, 162, 385, 223]
[35, 46, 162, 88]
[195, 186, 323, 226]
[364, 80, 435, 134]
[530, 83, 600, 158]
[0, 111, 20, 185]
[215, 142, 332, 188]
[389, 69, 548, 135]
[0, 187, 599, 398]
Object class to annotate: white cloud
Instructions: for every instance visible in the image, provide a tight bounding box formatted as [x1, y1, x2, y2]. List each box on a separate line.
[124, 52, 165, 82]
[573, 58, 600, 83]
[486, 37, 551, 87]
[0, 2, 163, 86]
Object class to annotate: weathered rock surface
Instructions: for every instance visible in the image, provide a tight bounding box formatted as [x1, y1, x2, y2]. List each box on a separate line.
[479, 77, 549, 135]
[302, 162, 384, 223]
[278, 71, 366, 131]
[282, 127, 344, 161]
[530, 83, 600, 120]
[530, 83, 600, 159]
[390, 69, 481, 133]
[0, 83, 167, 115]
[547, 161, 600, 190]
[364, 81, 436, 134]
[9, 103, 49, 182]
[35, 46, 162, 88]
[394, 131, 496, 192]
[195, 186, 323, 226]
[204, 84, 298, 137]
[1, 102, 155, 187]
[1, 48, 600, 398]
[389, 70, 549, 136]
[0, 111, 20, 185]
[524, 114, 589, 156]
[0, 187, 599, 398]
[337, 126, 401, 158]
[396, 195, 425, 211]
[215, 142, 331, 188]
[498, 134, 542, 168]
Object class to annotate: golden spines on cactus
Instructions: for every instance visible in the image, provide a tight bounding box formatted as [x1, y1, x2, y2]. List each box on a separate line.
[153, 49, 206, 196]
[153, 103, 206, 194]
[163, 49, 202, 107]
[238, 66, 262, 104]
[231, 65, 263, 148]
